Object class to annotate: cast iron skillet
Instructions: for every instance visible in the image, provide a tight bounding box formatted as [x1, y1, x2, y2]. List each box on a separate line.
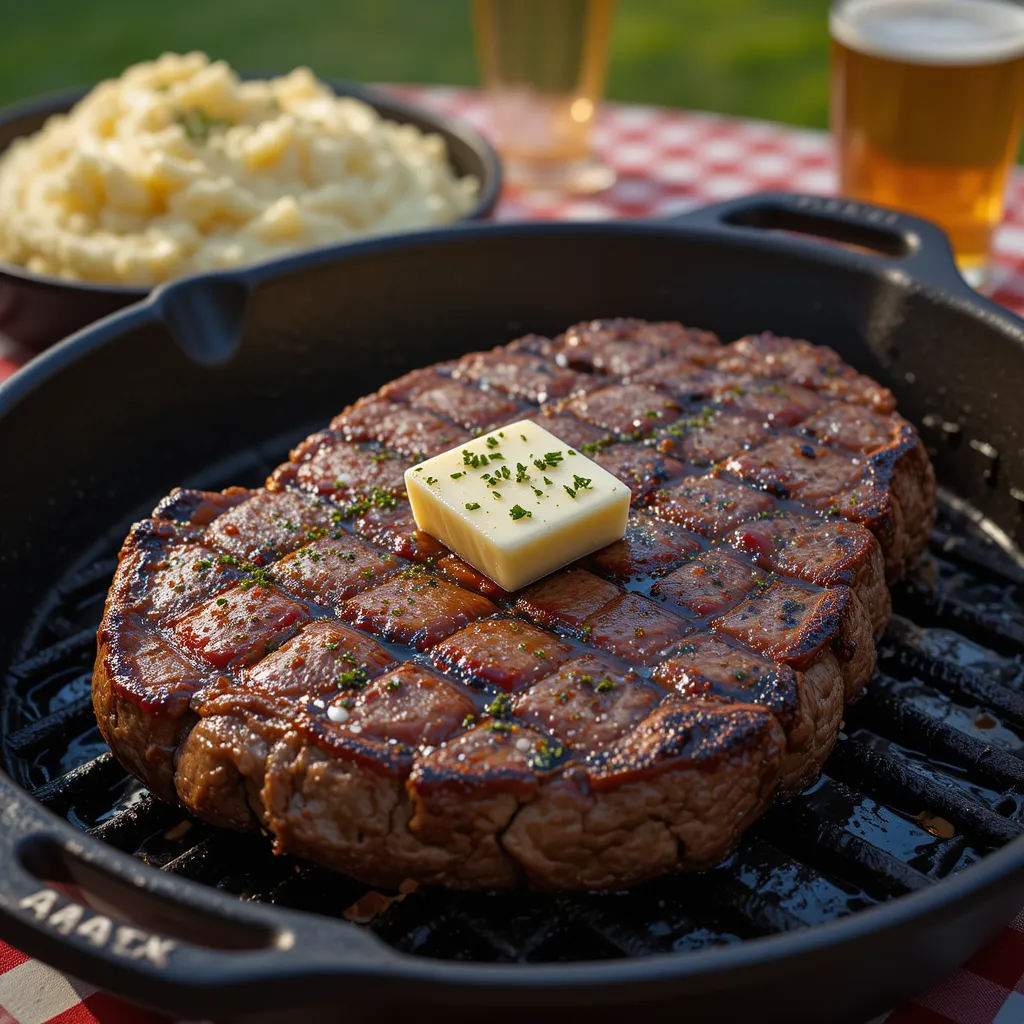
[0, 79, 501, 352]
[2, 193, 1024, 1023]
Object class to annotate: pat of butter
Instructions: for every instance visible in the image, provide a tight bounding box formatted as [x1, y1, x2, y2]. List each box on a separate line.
[405, 420, 629, 592]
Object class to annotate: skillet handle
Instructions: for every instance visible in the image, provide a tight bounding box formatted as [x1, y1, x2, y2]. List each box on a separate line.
[0, 785, 402, 1017]
[670, 191, 980, 301]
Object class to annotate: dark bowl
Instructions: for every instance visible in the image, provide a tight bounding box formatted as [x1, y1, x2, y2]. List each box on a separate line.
[0, 78, 501, 352]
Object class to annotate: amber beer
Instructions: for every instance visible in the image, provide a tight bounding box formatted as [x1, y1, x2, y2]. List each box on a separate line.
[830, 0, 1024, 284]
[473, 0, 616, 192]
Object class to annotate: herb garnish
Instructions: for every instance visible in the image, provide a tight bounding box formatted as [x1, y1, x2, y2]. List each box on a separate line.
[528, 738, 566, 771]
[488, 693, 512, 718]
[334, 486, 398, 520]
[178, 106, 231, 143]
[337, 666, 369, 689]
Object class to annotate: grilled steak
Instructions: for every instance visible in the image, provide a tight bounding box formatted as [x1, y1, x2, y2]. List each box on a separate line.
[93, 319, 935, 890]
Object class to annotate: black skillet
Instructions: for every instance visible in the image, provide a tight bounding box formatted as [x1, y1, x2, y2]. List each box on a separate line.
[2, 193, 1024, 1023]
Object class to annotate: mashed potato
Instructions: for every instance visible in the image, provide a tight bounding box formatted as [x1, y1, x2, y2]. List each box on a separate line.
[0, 53, 480, 285]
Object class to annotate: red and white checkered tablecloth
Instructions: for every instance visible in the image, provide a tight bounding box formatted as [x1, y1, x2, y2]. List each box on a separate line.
[4, 86, 1024, 1024]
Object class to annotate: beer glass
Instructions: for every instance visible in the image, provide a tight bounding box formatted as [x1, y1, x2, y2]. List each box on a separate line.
[472, 0, 616, 193]
[830, 0, 1024, 288]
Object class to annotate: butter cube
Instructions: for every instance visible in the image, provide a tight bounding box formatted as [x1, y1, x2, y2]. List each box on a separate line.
[405, 420, 629, 592]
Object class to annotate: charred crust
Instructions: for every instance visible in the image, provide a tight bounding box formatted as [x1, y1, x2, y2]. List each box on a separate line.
[588, 698, 777, 790]
[153, 487, 251, 526]
[653, 640, 800, 734]
[299, 706, 417, 779]
[408, 723, 555, 798]
[712, 582, 853, 671]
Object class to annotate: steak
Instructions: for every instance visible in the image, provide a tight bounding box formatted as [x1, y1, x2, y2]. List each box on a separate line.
[93, 318, 935, 890]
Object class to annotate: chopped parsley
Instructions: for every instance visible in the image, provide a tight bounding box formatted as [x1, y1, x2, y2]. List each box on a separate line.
[178, 106, 231, 143]
[509, 504, 532, 520]
[487, 693, 512, 718]
[465, 502, 481, 510]
[333, 486, 398, 520]
[528, 738, 566, 771]
[337, 667, 369, 689]
[237, 563, 275, 590]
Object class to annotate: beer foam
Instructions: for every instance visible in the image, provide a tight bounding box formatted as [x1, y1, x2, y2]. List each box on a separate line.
[831, 0, 1024, 65]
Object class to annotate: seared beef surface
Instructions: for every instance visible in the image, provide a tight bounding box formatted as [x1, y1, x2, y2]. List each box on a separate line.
[93, 319, 935, 890]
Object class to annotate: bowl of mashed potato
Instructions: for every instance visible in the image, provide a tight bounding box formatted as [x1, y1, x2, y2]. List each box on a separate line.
[0, 52, 500, 350]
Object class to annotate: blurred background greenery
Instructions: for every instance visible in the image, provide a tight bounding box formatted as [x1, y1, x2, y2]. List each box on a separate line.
[0, 0, 831, 125]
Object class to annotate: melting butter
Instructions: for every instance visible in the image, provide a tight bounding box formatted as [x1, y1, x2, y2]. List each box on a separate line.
[405, 420, 629, 591]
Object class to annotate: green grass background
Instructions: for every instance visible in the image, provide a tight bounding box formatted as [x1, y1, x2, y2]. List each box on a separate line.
[0, 0, 833, 126]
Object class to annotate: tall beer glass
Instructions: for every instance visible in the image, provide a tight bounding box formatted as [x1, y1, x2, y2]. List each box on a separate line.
[830, 0, 1024, 287]
[473, 0, 616, 193]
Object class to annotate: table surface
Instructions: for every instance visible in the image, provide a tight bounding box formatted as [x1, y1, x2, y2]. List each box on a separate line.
[3, 86, 1024, 1024]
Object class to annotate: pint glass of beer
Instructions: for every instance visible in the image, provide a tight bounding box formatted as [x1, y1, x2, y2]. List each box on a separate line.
[473, 0, 616, 193]
[830, 0, 1024, 287]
